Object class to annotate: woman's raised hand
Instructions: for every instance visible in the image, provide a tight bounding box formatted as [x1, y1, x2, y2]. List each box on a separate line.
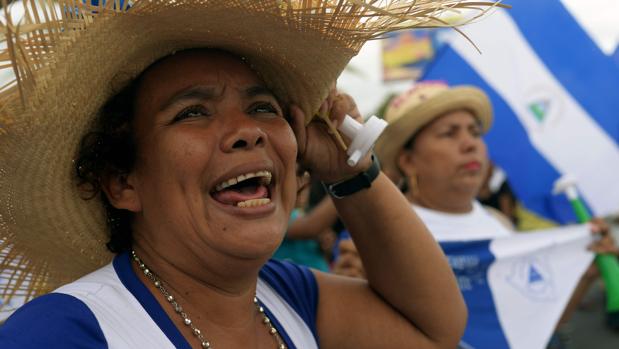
[588, 218, 619, 255]
[289, 89, 372, 184]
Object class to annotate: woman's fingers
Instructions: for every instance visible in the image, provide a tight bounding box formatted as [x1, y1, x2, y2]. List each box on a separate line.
[331, 93, 361, 127]
[588, 234, 619, 255]
[587, 217, 618, 254]
[589, 218, 610, 236]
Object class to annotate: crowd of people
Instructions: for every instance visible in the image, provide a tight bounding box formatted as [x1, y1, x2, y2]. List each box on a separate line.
[0, 1, 617, 348]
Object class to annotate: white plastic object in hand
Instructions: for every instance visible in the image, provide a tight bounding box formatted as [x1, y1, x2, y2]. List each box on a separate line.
[337, 115, 387, 167]
[552, 174, 580, 200]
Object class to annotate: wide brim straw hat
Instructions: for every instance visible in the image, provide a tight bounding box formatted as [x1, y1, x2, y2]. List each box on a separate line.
[375, 81, 493, 175]
[0, 0, 502, 304]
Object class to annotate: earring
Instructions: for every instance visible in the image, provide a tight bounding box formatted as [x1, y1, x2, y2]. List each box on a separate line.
[408, 170, 419, 198]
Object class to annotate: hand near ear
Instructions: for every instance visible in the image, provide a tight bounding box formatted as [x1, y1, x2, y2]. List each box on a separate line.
[290, 90, 371, 184]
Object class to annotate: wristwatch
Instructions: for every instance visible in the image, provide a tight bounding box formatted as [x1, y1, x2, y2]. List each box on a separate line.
[323, 155, 381, 199]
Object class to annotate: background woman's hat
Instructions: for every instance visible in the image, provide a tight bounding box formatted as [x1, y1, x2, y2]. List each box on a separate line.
[375, 81, 493, 175]
[0, 1, 502, 302]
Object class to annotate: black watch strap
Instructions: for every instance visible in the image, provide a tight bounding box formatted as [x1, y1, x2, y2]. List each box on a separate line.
[323, 155, 381, 199]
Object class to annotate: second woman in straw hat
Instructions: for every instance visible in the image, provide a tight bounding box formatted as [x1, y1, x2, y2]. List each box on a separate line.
[335, 80, 619, 348]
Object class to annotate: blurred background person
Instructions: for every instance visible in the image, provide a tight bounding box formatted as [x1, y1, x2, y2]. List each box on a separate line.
[272, 168, 337, 271]
[334, 81, 618, 349]
[477, 162, 518, 227]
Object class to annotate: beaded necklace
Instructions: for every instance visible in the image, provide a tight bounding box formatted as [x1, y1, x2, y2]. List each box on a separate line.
[131, 251, 287, 349]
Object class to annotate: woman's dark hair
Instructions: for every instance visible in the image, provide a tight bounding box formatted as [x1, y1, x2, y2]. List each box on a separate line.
[75, 78, 141, 253]
[396, 126, 423, 194]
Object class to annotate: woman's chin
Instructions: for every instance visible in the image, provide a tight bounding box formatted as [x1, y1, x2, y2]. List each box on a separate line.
[454, 177, 484, 196]
[216, 225, 286, 259]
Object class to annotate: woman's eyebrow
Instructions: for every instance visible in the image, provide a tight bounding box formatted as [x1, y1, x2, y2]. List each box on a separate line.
[441, 121, 480, 130]
[243, 85, 276, 99]
[159, 85, 221, 111]
[438, 123, 460, 131]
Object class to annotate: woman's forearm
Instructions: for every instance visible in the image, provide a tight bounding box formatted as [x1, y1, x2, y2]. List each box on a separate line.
[286, 197, 338, 239]
[333, 173, 467, 346]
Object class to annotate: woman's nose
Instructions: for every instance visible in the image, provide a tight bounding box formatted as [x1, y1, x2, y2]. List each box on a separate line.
[460, 133, 479, 153]
[220, 116, 267, 152]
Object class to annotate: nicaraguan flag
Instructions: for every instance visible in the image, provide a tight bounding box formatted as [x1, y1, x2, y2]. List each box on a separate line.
[442, 225, 593, 349]
[422, 0, 619, 223]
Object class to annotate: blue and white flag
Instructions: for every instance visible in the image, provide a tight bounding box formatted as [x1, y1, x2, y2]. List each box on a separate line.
[442, 225, 593, 349]
[422, 0, 619, 223]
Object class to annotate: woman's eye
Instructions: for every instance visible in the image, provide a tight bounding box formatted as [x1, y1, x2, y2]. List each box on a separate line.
[440, 130, 456, 138]
[172, 105, 209, 122]
[470, 128, 482, 138]
[250, 102, 280, 117]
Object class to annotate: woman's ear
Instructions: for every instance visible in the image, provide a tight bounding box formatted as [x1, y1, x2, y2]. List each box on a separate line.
[397, 149, 416, 177]
[101, 172, 142, 212]
[397, 149, 420, 197]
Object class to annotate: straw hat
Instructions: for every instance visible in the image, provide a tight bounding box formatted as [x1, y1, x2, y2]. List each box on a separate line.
[0, 1, 501, 303]
[375, 81, 493, 175]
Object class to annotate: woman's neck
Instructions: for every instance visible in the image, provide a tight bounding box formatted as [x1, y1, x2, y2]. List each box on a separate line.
[407, 189, 474, 214]
[129, 247, 284, 348]
[131, 241, 262, 328]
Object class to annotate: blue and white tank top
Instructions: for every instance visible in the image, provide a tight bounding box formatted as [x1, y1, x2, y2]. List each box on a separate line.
[0, 252, 319, 348]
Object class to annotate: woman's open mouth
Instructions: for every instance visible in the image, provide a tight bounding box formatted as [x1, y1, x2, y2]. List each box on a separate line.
[211, 170, 273, 208]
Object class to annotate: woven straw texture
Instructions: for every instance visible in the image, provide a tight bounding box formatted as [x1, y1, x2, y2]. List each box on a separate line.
[0, 0, 503, 305]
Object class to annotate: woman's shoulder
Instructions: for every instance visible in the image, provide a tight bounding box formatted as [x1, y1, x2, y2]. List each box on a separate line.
[482, 205, 516, 232]
[0, 293, 107, 348]
[260, 259, 319, 311]
[261, 259, 318, 288]
[259, 260, 320, 346]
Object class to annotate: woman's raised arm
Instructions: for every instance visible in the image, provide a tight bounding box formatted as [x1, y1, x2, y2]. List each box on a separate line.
[289, 93, 467, 349]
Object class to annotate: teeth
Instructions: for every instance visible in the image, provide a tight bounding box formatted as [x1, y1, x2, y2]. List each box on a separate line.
[225, 177, 238, 188]
[215, 170, 272, 191]
[237, 198, 271, 208]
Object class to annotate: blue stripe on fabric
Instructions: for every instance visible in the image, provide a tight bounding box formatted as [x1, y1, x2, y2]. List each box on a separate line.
[422, 47, 579, 223]
[0, 293, 107, 348]
[256, 298, 296, 348]
[259, 259, 319, 344]
[440, 240, 509, 349]
[113, 252, 191, 349]
[508, 0, 619, 146]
